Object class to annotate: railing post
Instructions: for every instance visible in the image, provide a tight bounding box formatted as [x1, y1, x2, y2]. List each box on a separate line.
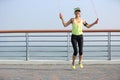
[67, 32, 70, 61]
[108, 32, 111, 60]
[25, 33, 29, 61]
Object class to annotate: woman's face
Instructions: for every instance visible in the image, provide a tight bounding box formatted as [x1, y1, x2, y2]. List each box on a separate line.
[74, 11, 81, 17]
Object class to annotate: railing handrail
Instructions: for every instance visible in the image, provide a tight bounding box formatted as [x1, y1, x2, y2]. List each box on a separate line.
[0, 29, 120, 33]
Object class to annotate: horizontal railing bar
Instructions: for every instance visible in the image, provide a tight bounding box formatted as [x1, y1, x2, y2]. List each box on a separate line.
[111, 45, 120, 47]
[28, 40, 67, 42]
[28, 45, 110, 47]
[67, 50, 108, 52]
[0, 46, 26, 47]
[29, 56, 67, 57]
[0, 50, 119, 52]
[111, 56, 120, 57]
[0, 34, 118, 37]
[0, 36, 26, 37]
[0, 45, 111, 47]
[0, 30, 71, 33]
[0, 56, 111, 57]
[84, 56, 108, 57]
[0, 35, 118, 37]
[111, 50, 120, 52]
[28, 35, 109, 37]
[83, 50, 108, 52]
[83, 29, 120, 32]
[0, 56, 26, 57]
[0, 40, 110, 42]
[0, 40, 111, 42]
[84, 45, 108, 47]
[0, 35, 117, 38]
[28, 51, 67, 52]
[1, 40, 119, 43]
[66, 45, 108, 47]
[0, 40, 67, 42]
[0, 40, 119, 42]
[1, 55, 119, 58]
[110, 35, 120, 36]
[110, 40, 120, 42]
[69, 55, 108, 57]
[29, 46, 67, 47]
[84, 40, 108, 42]
[0, 50, 108, 52]
[84, 35, 108, 37]
[28, 35, 68, 37]
[0, 29, 120, 33]
[0, 41, 25, 42]
[0, 35, 67, 37]
[0, 51, 25, 52]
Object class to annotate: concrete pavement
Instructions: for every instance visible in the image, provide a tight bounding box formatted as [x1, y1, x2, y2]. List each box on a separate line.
[0, 61, 120, 80]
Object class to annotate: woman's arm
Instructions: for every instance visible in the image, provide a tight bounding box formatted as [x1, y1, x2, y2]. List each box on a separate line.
[83, 18, 99, 28]
[59, 13, 72, 27]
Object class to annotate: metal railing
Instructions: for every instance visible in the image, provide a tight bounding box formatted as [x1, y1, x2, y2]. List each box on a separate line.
[0, 29, 120, 61]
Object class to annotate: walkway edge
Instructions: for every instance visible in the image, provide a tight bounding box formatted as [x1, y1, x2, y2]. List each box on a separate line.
[0, 60, 120, 64]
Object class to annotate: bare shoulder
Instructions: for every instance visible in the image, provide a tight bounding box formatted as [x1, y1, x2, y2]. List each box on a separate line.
[80, 18, 85, 22]
[81, 18, 86, 24]
[70, 18, 74, 23]
[71, 18, 74, 21]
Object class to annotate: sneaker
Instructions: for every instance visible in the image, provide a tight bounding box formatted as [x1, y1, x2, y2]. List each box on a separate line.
[71, 65, 76, 69]
[79, 64, 84, 68]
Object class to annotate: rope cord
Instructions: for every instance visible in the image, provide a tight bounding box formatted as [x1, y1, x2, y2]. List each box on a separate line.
[58, 0, 98, 18]
[90, 0, 98, 18]
[58, 0, 61, 13]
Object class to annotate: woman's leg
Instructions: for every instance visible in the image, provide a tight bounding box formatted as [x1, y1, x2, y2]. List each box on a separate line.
[78, 35, 83, 64]
[71, 35, 78, 66]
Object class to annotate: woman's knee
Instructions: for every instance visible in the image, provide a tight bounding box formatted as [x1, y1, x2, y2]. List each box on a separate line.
[73, 52, 78, 56]
[79, 52, 83, 56]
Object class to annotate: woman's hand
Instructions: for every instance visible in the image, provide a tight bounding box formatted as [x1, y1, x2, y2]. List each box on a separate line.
[59, 13, 72, 27]
[94, 18, 99, 24]
[59, 13, 63, 20]
[85, 18, 99, 28]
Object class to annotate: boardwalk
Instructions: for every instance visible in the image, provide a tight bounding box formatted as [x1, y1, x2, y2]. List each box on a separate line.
[0, 61, 120, 80]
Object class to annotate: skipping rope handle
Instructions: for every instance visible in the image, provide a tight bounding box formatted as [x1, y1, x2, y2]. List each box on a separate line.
[59, 13, 63, 19]
[95, 18, 99, 24]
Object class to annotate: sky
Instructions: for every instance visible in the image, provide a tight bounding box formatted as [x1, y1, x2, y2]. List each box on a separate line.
[0, 0, 120, 30]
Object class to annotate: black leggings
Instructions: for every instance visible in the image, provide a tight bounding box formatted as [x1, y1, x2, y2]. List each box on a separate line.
[71, 34, 83, 56]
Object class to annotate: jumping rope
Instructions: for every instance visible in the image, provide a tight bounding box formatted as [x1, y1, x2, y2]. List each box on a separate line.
[90, 0, 98, 18]
[58, 0, 61, 13]
[58, 0, 98, 18]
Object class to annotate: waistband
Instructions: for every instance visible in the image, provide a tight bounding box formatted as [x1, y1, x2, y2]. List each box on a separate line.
[72, 34, 83, 36]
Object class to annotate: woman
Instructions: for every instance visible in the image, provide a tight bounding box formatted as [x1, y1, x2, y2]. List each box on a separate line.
[59, 7, 99, 69]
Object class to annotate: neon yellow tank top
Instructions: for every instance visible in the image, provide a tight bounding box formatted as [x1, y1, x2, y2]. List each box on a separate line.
[72, 19, 83, 35]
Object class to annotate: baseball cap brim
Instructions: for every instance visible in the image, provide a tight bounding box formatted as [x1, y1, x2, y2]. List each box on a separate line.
[74, 7, 81, 12]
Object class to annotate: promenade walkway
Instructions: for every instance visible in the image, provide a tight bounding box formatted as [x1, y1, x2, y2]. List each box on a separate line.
[0, 61, 120, 80]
